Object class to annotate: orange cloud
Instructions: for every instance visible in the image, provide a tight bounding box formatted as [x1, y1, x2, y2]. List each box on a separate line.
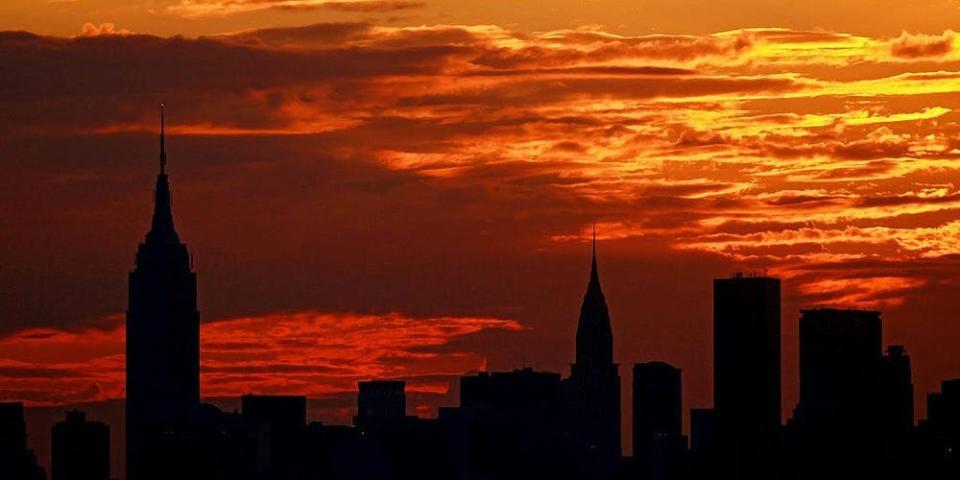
[794, 276, 926, 309]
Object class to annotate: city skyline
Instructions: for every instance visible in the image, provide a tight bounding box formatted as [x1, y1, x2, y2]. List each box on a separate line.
[5, 6, 960, 427]
[4, 118, 957, 478]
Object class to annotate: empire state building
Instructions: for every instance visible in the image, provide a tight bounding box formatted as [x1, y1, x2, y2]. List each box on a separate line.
[125, 106, 200, 480]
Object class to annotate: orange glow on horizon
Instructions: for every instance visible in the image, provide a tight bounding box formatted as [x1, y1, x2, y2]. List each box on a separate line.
[0, 312, 523, 415]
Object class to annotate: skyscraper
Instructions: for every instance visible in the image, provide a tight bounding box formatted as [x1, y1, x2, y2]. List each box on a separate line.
[633, 362, 685, 480]
[713, 273, 781, 480]
[565, 232, 621, 477]
[51, 410, 109, 480]
[633, 362, 682, 451]
[798, 309, 881, 410]
[878, 345, 914, 477]
[788, 309, 911, 479]
[125, 105, 201, 480]
[879, 345, 914, 435]
[355, 381, 406, 428]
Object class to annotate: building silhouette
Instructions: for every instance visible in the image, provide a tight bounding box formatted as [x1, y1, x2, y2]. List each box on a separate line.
[355, 381, 406, 428]
[877, 344, 914, 473]
[125, 105, 201, 480]
[689, 408, 716, 455]
[51, 410, 109, 480]
[688, 407, 719, 480]
[713, 273, 781, 480]
[0, 402, 46, 480]
[797, 309, 882, 410]
[784, 308, 915, 480]
[241, 395, 307, 479]
[352, 381, 451, 480]
[442, 369, 573, 479]
[788, 308, 882, 479]
[633, 362, 685, 480]
[563, 232, 621, 478]
[915, 379, 960, 478]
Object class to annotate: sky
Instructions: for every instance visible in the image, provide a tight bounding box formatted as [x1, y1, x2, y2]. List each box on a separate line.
[3, 0, 960, 464]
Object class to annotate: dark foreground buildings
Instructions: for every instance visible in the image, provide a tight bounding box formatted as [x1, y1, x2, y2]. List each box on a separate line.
[442, 369, 574, 479]
[0, 402, 46, 480]
[5, 110, 960, 479]
[355, 381, 405, 428]
[51, 410, 109, 480]
[917, 379, 960, 477]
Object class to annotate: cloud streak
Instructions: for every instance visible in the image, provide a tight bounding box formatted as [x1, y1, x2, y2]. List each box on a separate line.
[0, 312, 523, 407]
[168, 0, 425, 18]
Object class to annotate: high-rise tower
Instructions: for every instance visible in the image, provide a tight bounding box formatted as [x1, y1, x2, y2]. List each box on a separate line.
[565, 230, 621, 477]
[125, 105, 200, 480]
[713, 273, 781, 480]
[787, 309, 913, 480]
[633, 362, 685, 480]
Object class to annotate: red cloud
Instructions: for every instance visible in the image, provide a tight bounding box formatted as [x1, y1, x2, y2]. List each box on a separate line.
[0, 311, 523, 407]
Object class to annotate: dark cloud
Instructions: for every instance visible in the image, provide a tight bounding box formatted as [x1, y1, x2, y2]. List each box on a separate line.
[0, 366, 85, 379]
[0, 30, 467, 99]
[277, 1, 425, 12]
[890, 30, 955, 58]
[220, 22, 374, 47]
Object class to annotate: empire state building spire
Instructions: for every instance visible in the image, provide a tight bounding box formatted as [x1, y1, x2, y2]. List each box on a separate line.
[146, 104, 179, 244]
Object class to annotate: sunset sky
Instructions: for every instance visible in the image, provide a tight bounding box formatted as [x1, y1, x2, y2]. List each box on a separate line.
[3, 0, 960, 460]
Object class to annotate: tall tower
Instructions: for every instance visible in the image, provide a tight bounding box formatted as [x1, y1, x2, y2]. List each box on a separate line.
[713, 273, 781, 480]
[565, 230, 621, 477]
[788, 309, 911, 479]
[633, 362, 684, 480]
[125, 105, 200, 480]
